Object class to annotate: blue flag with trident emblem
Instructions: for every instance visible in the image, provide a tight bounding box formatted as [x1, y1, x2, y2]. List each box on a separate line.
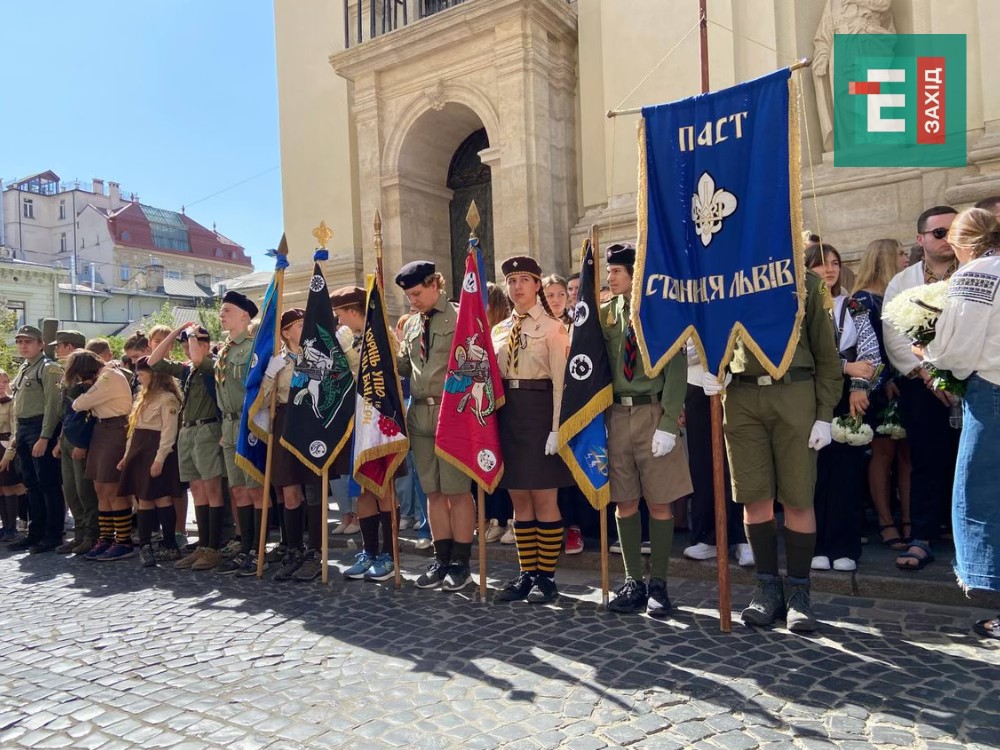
[634, 68, 806, 380]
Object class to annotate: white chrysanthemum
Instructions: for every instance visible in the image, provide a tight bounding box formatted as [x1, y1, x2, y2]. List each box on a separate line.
[883, 280, 950, 339]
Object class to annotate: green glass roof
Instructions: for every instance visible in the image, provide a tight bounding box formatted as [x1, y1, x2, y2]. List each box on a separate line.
[140, 204, 187, 227]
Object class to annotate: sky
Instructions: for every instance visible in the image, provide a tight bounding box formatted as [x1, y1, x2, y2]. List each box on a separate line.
[1, 0, 282, 270]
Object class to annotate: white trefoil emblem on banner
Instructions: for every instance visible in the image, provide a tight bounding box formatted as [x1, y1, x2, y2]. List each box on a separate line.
[691, 172, 737, 247]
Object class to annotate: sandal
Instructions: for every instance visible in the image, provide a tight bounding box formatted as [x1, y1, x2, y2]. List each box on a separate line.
[878, 524, 907, 551]
[901, 522, 912, 542]
[895, 540, 934, 571]
[973, 615, 1000, 639]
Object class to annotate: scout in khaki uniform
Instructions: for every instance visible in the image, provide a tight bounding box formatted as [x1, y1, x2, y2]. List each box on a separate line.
[704, 269, 841, 632]
[491, 256, 573, 605]
[601, 243, 693, 616]
[5, 325, 65, 553]
[149, 323, 225, 570]
[396, 260, 476, 591]
[213, 290, 266, 575]
[0, 369, 28, 541]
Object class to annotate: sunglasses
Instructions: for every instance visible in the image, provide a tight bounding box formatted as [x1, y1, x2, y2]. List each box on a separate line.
[921, 227, 949, 240]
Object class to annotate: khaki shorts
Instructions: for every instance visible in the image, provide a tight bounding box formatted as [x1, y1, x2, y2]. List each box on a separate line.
[221, 416, 261, 489]
[406, 403, 471, 496]
[722, 378, 817, 508]
[607, 402, 693, 504]
[177, 422, 224, 483]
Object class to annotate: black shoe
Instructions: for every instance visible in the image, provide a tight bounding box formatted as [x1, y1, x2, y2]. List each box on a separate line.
[441, 563, 472, 592]
[292, 549, 323, 582]
[646, 577, 672, 617]
[274, 548, 304, 581]
[29, 542, 58, 554]
[608, 577, 648, 614]
[742, 573, 786, 627]
[785, 577, 817, 633]
[8, 537, 33, 551]
[215, 552, 248, 575]
[494, 571, 535, 602]
[526, 575, 558, 604]
[139, 544, 157, 568]
[415, 560, 449, 589]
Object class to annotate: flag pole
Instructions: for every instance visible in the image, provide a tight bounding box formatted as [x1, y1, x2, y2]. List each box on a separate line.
[591, 223, 610, 608]
[257, 234, 288, 578]
[373, 210, 403, 591]
[321, 468, 330, 584]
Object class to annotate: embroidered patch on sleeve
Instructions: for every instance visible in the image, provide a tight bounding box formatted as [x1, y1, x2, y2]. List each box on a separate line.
[948, 272, 999, 305]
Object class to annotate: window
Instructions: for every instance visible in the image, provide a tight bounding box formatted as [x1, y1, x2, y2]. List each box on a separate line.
[22, 199, 33, 219]
[120, 265, 130, 282]
[60, 233, 67, 253]
[4, 301, 25, 330]
[121, 230, 130, 242]
[140, 205, 190, 252]
[59, 200, 66, 220]
[165, 270, 182, 280]
[81, 238, 85, 248]
[215, 247, 223, 257]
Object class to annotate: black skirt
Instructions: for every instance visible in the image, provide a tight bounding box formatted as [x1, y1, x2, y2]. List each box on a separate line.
[85, 418, 128, 483]
[271, 404, 314, 488]
[117, 428, 183, 501]
[0, 433, 20, 486]
[498, 387, 574, 490]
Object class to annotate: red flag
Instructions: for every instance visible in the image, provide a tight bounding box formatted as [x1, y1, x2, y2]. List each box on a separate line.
[434, 247, 505, 492]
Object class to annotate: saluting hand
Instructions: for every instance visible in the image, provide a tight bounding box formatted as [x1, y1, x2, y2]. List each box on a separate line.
[651, 429, 676, 457]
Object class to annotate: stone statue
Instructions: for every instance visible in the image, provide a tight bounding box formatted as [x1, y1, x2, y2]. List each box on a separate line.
[812, 0, 896, 153]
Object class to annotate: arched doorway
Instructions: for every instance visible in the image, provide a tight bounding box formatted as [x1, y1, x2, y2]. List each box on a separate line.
[447, 128, 494, 297]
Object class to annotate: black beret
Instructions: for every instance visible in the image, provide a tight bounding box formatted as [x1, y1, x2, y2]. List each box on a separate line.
[394, 260, 436, 290]
[222, 290, 259, 318]
[501, 255, 543, 279]
[329, 286, 366, 309]
[606, 242, 636, 267]
[280, 308, 305, 330]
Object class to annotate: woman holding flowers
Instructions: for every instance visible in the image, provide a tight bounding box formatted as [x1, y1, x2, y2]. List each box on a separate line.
[806, 243, 882, 572]
[922, 207, 1000, 639]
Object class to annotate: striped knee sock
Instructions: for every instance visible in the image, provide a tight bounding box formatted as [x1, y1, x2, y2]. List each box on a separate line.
[535, 520, 564, 579]
[113, 510, 133, 546]
[514, 521, 537, 573]
[97, 511, 115, 543]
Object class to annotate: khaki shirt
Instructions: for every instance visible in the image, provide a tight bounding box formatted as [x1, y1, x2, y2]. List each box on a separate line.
[0, 397, 14, 437]
[261, 347, 296, 405]
[397, 293, 458, 400]
[492, 303, 570, 431]
[151, 358, 219, 423]
[215, 331, 253, 417]
[72, 365, 134, 419]
[729, 270, 843, 422]
[12, 353, 63, 439]
[601, 295, 686, 435]
[125, 391, 182, 463]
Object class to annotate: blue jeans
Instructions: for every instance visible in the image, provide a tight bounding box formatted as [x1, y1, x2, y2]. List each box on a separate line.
[953, 375, 1000, 593]
[329, 476, 356, 515]
[396, 452, 429, 539]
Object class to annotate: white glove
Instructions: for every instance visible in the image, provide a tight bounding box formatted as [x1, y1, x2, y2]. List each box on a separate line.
[650, 429, 676, 457]
[808, 420, 832, 451]
[701, 371, 731, 396]
[544, 431, 559, 456]
[335, 325, 354, 352]
[264, 354, 285, 379]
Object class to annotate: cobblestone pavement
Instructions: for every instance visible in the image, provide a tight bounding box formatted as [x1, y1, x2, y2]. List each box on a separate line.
[0, 546, 997, 750]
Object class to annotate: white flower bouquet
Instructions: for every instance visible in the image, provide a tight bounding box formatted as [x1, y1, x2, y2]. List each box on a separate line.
[875, 399, 907, 440]
[832, 415, 875, 446]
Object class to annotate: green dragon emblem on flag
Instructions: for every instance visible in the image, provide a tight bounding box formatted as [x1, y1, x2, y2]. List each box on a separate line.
[293, 324, 354, 429]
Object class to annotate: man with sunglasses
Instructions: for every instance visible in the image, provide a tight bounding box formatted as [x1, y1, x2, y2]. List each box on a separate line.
[883, 205, 961, 574]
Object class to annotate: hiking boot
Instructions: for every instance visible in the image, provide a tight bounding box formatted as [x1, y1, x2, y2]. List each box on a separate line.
[363, 553, 395, 582]
[646, 577, 672, 618]
[741, 573, 786, 627]
[414, 559, 448, 589]
[343, 551, 375, 580]
[264, 543, 287, 563]
[191, 548, 222, 571]
[155, 546, 182, 563]
[274, 548, 304, 581]
[97, 543, 137, 561]
[526, 575, 558, 604]
[785, 577, 818, 633]
[72, 538, 95, 555]
[441, 562, 472, 591]
[56, 539, 79, 554]
[139, 544, 157, 568]
[175, 547, 205, 569]
[293, 549, 323, 581]
[495, 571, 535, 602]
[216, 552, 248, 575]
[83, 540, 113, 561]
[608, 577, 648, 614]
[236, 551, 266, 577]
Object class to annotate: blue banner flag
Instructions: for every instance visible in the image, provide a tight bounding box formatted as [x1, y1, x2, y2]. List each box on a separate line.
[235, 277, 278, 485]
[635, 68, 805, 380]
[557, 239, 612, 509]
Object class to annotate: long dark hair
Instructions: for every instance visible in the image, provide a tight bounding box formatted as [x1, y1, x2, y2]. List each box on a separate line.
[62, 350, 105, 386]
[805, 242, 842, 297]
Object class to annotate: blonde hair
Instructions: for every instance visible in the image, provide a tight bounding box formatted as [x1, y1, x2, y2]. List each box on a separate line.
[147, 324, 172, 346]
[853, 239, 902, 295]
[128, 369, 182, 437]
[947, 207, 1000, 259]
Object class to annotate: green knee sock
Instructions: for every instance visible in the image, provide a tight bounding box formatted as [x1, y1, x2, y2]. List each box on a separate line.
[648, 517, 675, 581]
[784, 528, 816, 580]
[615, 512, 642, 580]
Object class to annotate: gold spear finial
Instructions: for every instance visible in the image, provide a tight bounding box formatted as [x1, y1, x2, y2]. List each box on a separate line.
[276, 232, 288, 257]
[466, 200, 481, 239]
[373, 210, 383, 258]
[312, 220, 333, 249]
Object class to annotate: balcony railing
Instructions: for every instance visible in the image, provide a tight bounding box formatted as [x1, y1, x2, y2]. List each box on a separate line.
[343, 0, 471, 49]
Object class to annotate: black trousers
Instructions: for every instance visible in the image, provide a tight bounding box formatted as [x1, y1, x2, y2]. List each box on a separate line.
[685, 385, 745, 546]
[814, 440, 864, 560]
[15, 419, 65, 545]
[897, 377, 959, 541]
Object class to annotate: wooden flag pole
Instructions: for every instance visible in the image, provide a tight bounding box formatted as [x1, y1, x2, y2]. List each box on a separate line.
[257, 235, 288, 578]
[321, 468, 330, 584]
[591, 223, 610, 608]
[467, 201, 489, 603]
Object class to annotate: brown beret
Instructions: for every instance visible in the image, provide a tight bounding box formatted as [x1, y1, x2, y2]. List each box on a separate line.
[329, 285, 366, 309]
[501, 255, 543, 280]
[280, 308, 305, 329]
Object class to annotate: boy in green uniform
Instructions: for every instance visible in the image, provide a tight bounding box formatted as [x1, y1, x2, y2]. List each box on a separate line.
[704, 270, 841, 632]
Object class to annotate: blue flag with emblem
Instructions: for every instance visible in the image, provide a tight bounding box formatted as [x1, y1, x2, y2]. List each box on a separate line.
[635, 68, 806, 380]
[557, 238, 612, 509]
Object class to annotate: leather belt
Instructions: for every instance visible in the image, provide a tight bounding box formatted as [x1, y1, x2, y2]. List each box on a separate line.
[96, 415, 127, 424]
[182, 417, 220, 428]
[613, 394, 655, 406]
[503, 378, 552, 391]
[733, 370, 812, 386]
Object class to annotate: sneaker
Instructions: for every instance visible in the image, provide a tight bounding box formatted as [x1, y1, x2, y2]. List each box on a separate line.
[97, 543, 137, 561]
[175, 547, 206, 569]
[609, 540, 622, 554]
[363, 553, 395, 582]
[398, 517, 415, 531]
[785, 578, 817, 633]
[414, 560, 448, 589]
[494, 571, 535, 602]
[83, 540, 113, 561]
[741, 573, 786, 627]
[736, 543, 755, 567]
[191, 548, 222, 571]
[151, 530, 163, 543]
[646, 577, 672, 617]
[219, 538, 242, 558]
[343, 550, 375, 580]
[526, 575, 558, 604]
[499, 520, 516, 545]
[484, 518, 503, 544]
[154, 546, 181, 563]
[264, 543, 288, 563]
[340, 520, 361, 535]
[216, 552, 248, 575]
[565, 527, 583, 555]
[139, 544, 157, 568]
[174, 532, 188, 549]
[64, 512, 75, 531]
[608, 577, 648, 614]
[811, 555, 831, 571]
[640, 540, 651, 555]
[236, 551, 266, 577]
[414, 537, 433, 550]
[832, 557, 857, 572]
[274, 548, 304, 581]
[683, 542, 717, 560]
[331, 521, 348, 535]
[293, 549, 323, 581]
[442, 562, 473, 591]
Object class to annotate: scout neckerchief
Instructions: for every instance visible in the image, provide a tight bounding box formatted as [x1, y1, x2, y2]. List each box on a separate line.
[622, 299, 637, 382]
[215, 337, 233, 387]
[419, 309, 436, 363]
[507, 312, 525, 373]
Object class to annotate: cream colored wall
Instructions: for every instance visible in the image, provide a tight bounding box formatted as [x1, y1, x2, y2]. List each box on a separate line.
[0, 265, 63, 328]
